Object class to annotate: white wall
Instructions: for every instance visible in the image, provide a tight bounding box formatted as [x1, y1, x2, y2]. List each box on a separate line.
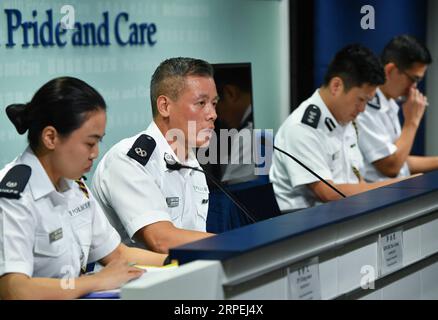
[0, 0, 290, 172]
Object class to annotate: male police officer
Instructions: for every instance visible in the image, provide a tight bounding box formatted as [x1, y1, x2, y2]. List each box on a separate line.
[214, 65, 255, 184]
[270, 44, 402, 211]
[92, 58, 218, 253]
[356, 35, 438, 182]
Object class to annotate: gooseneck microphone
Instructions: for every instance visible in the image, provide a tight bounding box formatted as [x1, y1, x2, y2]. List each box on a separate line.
[164, 153, 258, 223]
[261, 137, 346, 198]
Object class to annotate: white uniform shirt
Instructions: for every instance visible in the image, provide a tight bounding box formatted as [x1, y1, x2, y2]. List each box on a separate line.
[221, 106, 256, 184]
[269, 90, 364, 211]
[0, 147, 120, 279]
[91, 121, 209, 248]
[356, 88, 410, 182]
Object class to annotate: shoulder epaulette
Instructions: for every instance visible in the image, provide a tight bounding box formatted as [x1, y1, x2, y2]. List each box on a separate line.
[301, 104, 321, 129]
[127, 134, 156, 166]
[0, 164, 31, 199]
[367, 94, 381, 110]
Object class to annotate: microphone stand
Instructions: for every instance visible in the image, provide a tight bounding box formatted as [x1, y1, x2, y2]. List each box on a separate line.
[165, 159, 258, 223]
[262, 138, 346, 199]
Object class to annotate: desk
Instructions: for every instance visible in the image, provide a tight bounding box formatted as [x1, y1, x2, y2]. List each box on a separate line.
[122, 171, 438, 299]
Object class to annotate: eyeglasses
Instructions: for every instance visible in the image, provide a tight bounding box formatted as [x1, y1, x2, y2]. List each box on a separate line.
[399, 68, 424, 84]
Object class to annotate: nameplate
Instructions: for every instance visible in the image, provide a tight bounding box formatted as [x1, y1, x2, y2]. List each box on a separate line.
[288, 257, 321, 300]
[49, 228, 63, 243]
[379, 229, 403, 276]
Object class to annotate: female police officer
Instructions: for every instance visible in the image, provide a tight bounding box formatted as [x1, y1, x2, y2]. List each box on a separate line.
[0, 77, 167, 299]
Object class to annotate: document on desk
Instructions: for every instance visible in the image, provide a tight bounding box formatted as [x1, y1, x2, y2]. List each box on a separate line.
[134, 262, 179, 272]
[81, 263, 178, 299]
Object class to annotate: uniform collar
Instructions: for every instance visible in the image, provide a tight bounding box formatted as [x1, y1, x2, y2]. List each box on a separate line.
[238, 105, 253, 130]
[313, 90, 342, 135]
[20, 147, 74, 201]
[376, 88, 399, 114]
[146, 121, 200, 173]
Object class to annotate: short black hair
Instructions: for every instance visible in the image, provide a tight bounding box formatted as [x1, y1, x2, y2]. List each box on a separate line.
[214, 65, 252, 97]
[150, 57, 214, 117]
[6, 77, 106, 151]
[323, 44, 385, 91]
[381, 34, 432, 70]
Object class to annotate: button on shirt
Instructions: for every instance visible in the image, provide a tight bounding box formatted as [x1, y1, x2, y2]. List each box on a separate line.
[269, 90, 364, 211]
[91, 121, 210, 248]
[356, 88, 410, 182]
[0, 147, 121, 279]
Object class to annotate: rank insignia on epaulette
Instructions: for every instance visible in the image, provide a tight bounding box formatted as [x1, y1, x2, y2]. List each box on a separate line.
[127, 134, 156, 166]
[301, 105, 321, 129]
[0, 164, 31, 199]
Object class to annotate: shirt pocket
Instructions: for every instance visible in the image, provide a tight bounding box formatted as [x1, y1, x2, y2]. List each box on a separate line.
[194, 188, 210, 225]
[165, 196, 183, 225]
[34, 231, 68, 257]
[71, 215, 93, 247]
[349, 145, 364, 170]
[328, 148, 343, 179]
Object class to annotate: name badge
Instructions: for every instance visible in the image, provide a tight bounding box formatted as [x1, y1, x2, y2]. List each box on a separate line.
[49, 228, 63, 243]
[166, 197, 180, 208]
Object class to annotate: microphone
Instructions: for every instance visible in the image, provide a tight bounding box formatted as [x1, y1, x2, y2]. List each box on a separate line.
[260, 136, 346, 198]
[163, 153, 258, 223]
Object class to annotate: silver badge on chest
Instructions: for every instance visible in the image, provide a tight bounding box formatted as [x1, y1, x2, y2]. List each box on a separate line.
[49, 228, 63, 243]
[166, 197, 180, 208]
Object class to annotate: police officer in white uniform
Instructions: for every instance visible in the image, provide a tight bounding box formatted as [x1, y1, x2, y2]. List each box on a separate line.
[356, 35, 438, 182]
[357, 88, 411, 181]
[0, 77, 165, 300]
[213, 66, 256, 184]
[92, 58, 218, 254]
[270, 45, 402, 211]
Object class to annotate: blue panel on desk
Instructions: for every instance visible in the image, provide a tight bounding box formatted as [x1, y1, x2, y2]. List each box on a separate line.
[170, 178, 438, 264]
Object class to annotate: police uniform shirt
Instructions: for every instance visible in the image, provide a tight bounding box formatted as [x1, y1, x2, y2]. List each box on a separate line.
[0, 147, 121, 279]
[91, 121, 209, 248]
[221, 105, 256, 184]
[356, 88, 410, 182]
[269, 90, 364, 211]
